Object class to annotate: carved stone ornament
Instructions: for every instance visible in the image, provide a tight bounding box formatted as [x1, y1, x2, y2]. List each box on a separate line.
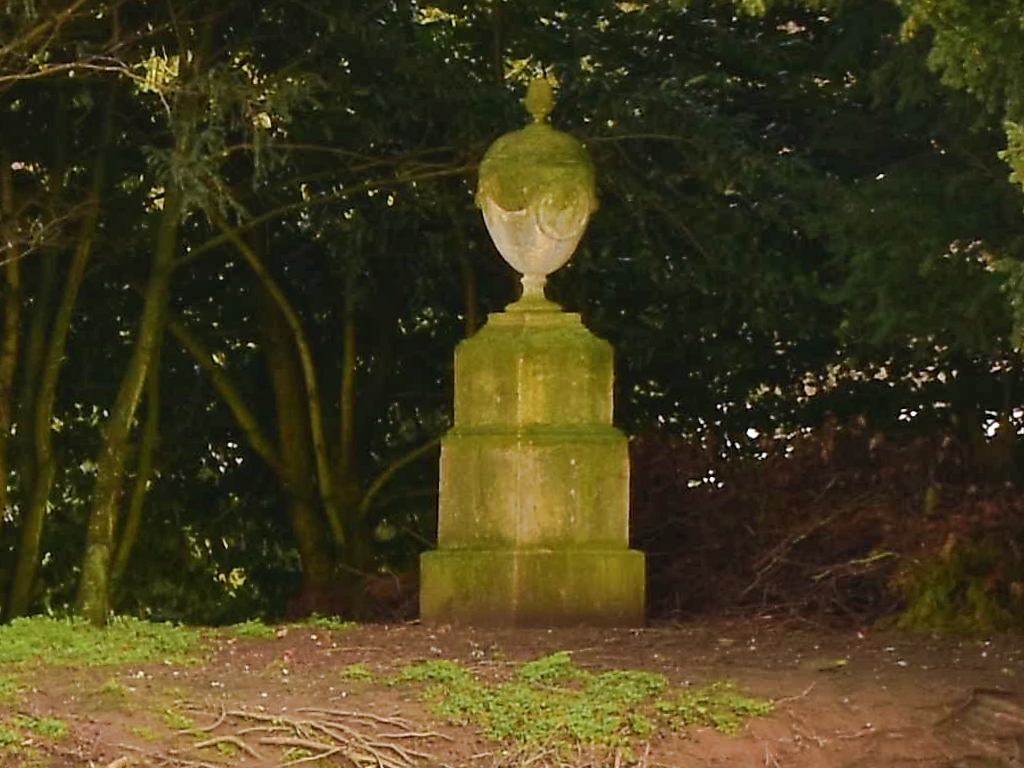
[476, 79, 598, 303]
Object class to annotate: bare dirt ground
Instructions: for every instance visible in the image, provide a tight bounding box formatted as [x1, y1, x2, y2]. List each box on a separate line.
[6, 617, 1024, 768]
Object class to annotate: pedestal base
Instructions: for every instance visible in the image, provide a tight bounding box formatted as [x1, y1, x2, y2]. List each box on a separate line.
[420, 548, 645, 627]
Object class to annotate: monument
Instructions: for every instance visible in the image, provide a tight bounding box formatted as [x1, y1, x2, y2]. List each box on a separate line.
[419, 79, 646, 626]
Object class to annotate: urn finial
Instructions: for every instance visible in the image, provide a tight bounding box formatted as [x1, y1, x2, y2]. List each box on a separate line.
[476, 78, 598, 307]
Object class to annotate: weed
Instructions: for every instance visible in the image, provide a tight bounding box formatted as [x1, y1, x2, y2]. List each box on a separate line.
[221, 620, 277, 639]
[655, 682, 775, 735]
[0, 722, 22, 746]
[0, 675, 23, 705]
[394, 653, 772, 749]
[0, 616, 200, 667]
[585, 669, 667, 706]
[215, 741, 240, 757]
[517, 650, 580, 683]
[394, 659, 472, 685]
[340, 663, 374, 681]
[284, 746, 315, 760]
[97, 678, 130, 698]
[12, 715, 67, 740]
[162, 708, 196, 732]
[132, 726, 161, 741]
[293, 615, 356, 632]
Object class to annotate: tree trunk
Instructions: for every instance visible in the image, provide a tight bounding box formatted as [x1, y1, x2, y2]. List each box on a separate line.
[256, 285, 337, 609]
[0, 144, 22, 550]
[15, 85, 67, 481]
[338, 265, 358, 488]
[75, 183, 181, 625]
[336, 268, 375, 585]
[14, 252, 56, 497]
[110, 343, 161, 594]
[5, 86, 114, 620]
[76, 18, 215, 622]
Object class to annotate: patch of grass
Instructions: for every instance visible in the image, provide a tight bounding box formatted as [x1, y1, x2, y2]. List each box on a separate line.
[161, 707, 196, 732]
[214, 741, 240, 757]
[340, 663, 374, 681]
[12, 715, 67, 740]
[0, 675, 24, 705]
[284, 746, 315, 760]
[0, 616, 201, 667]
[517, 650, 580, 683]
[96, 678, 130, 698]
[394, 653, 772, 748]
[218, 616, 355, 640]
[292, 615, 356, 632]
[132, 726, 161, 741]
[655, 682, 775, 735]
[219, 620, 278, 639]
[32, 717, 67, 740]
[1, 714, 68, 766]
[393, 659, 473, 685]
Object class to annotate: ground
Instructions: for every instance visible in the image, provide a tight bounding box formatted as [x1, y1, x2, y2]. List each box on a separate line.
[4, 617, 1024, 768]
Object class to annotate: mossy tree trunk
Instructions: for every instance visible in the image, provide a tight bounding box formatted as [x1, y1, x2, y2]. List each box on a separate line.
[75, 181, 181, 625]
[75, 13, 219, 624]
[5, 86, 115, 621]
[109, 343, 161, 594]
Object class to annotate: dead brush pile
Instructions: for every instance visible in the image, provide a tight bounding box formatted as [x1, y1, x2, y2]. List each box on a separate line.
[631, 421, 1024, 630]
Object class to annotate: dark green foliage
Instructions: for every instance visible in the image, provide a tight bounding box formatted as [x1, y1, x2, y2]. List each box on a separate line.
[896, 543, 1024, 633]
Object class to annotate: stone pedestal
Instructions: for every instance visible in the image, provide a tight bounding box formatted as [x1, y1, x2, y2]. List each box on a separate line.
[420, 299, 645, 626]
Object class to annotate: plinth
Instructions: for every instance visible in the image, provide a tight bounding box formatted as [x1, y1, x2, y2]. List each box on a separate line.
[420, 298, 645, 626]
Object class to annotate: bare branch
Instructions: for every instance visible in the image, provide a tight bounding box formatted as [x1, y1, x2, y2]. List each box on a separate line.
[164, 310, 285, 477]
[358, 437, 442, 520]
[178, 163, 475, 268]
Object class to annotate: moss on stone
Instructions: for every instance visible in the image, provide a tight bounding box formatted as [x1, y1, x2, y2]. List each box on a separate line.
[420, 549, 646, 627]
[453, 311, 614, 428]
[438, 428, 628, 548]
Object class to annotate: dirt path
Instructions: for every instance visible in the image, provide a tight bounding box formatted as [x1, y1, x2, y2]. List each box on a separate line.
[5, 618, 1024, 768]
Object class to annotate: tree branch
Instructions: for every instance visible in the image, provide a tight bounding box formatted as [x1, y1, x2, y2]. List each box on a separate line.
[204, 207, 344, 546]
[164, 312, 284, 477]
[178, 163, 475, 268]
[358, 437, 441, 520]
